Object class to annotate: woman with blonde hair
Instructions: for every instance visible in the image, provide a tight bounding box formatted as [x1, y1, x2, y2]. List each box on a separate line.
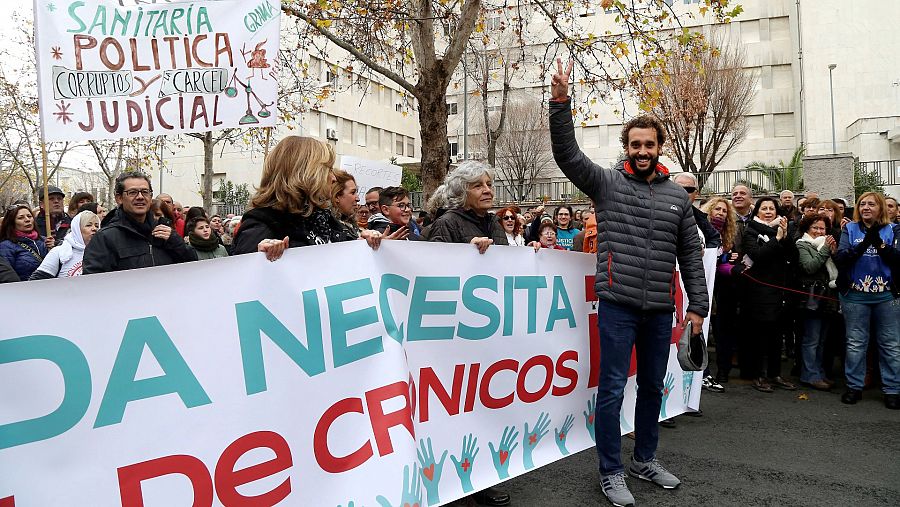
[233, 136, 386, 259]
[700, 196, 739, 387]
[701, 197, 737, 252]
[835, 191, 900, 408]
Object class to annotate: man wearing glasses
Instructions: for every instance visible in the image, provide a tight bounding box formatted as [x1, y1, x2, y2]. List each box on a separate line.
[83, 172, 197, 274]
[368, 186, 421, 240]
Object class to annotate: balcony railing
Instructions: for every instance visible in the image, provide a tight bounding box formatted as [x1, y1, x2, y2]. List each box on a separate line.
[856, 159, 900, 186]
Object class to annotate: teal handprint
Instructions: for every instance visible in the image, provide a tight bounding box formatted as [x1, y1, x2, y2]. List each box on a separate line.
[660, 372, 675, 420]
[583, 393, 597, 442]
[488, 425, 519, 479]
[337, 503, 359, 507]
[450, 433, 479, 494]
[682, 371, 694, 404]
[376, 464, 422, 507]
[522, 412, 551, 470]
[554, 414, 575, 456]
[416, 438, 447, 506]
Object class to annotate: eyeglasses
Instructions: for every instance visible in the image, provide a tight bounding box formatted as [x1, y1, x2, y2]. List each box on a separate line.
[122, 189, 152, 198]
[502, 215, 516, 221]
[392, 202, 412, 211]
[682, 186, 697, 193]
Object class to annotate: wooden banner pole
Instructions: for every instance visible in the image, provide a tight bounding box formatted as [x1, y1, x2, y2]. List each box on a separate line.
[41, 143, 52, 239]
[263, 127, 272, 160]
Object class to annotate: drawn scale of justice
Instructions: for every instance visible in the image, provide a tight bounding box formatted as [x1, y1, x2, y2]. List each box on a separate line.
[225, 41, 274, 125]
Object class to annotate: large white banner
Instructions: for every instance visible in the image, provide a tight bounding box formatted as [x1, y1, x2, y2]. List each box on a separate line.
[34, 0, 281, 142]
[0, 242, 706, 506]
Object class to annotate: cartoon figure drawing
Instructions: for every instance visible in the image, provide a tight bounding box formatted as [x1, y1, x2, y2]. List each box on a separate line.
[244, 41, 271, 80]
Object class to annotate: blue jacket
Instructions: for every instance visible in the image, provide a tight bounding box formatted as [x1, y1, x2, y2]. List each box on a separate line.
[0, 237, 50, 281]
[835, 222, 900, 295]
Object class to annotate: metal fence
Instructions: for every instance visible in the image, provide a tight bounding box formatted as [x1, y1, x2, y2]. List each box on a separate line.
[856, 159, 900, 186]
[213, 203, 247, 217]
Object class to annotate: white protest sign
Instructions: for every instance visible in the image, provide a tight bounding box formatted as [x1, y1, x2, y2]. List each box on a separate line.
[34, 0, 281, 142]
[0, 242, 701, 506]
[340, 155, 403, 198]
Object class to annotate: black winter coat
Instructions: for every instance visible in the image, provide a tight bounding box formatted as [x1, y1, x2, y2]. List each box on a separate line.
[82, 211, 197, 274]
[0, 255, 20, 283]
[550, 98, 708, 316]
[232, 207, 357, 254]
[427, 208, 509, 246]
[741, 219, 790, 321]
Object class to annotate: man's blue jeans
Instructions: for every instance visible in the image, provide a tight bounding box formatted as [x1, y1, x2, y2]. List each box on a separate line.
[842, 297, 900, 394]
[594, 300, 673, 475]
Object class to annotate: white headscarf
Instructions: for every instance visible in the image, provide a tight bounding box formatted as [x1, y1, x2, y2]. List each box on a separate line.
[58, 211, 92, 263]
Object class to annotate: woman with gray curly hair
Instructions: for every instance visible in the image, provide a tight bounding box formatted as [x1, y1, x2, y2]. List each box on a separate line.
[427, 161, 508, 253]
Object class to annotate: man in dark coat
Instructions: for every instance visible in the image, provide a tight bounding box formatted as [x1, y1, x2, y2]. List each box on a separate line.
[34, 185, 71, 245]
[83, 172, 196, 274]
[550, 59, 708, 507]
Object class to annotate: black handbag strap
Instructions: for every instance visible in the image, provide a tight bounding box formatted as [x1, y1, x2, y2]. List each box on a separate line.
[15, 240, 44, 263]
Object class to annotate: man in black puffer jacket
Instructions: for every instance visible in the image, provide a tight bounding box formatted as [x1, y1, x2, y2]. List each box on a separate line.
[83, 172, 197, 274]
[549, 59, 708, 507]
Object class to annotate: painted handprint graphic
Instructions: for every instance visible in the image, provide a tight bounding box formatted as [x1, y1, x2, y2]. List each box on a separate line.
[660, 372, 675, 420]
[554, 414, 575, 456]
[450, 433, 479, 494]
[416, 438, 447, 506]
[376, 464, 422, 507]
[489, 426, 519, 479]
[583, 393, 597, 443]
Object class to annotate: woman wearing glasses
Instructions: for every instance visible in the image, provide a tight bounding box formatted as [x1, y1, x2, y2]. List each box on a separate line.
[497, 206, 526, 246]
[0, 204, 54, 281]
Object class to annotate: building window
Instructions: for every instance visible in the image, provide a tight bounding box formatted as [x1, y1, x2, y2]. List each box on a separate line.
[407, 139, 415, 158]
[343, 119, 353, 143]
[447, 102, 458, 115]
[325, 69, 338, 87]
[396, 137, 405, 156]
[449, 141, 459, 157]
[355, 123, 367, 147]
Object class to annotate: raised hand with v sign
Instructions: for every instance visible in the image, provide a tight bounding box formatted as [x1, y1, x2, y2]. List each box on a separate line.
[550, 58, 573, 101]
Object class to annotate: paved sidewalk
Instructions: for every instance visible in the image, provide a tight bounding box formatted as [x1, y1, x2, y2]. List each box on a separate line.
[489, 379, 900, 506]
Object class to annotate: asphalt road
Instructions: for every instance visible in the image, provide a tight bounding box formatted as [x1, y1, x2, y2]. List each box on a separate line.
[459, 376, 900, 506]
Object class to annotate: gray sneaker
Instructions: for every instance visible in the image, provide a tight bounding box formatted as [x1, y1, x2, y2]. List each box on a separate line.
[628, 457, 681, 489]
[600, 472, 635, 506]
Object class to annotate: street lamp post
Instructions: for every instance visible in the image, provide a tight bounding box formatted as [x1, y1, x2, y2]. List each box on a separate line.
[828, 63, 837, 153]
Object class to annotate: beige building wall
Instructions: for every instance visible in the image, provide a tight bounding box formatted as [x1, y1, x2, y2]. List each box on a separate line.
[447, 0, 899, 188]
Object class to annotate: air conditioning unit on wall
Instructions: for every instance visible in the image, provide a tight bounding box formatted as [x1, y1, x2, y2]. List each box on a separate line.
[326, 128, 338, 141]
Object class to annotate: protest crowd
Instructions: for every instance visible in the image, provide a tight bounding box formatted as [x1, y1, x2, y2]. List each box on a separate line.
[2, 77, 899, 507]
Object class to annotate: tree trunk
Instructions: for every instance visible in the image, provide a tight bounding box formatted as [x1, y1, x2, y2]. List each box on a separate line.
[416, 82, 450, 199]
[107, 174, 115, 205]
[487, 134, 497, 168]
[201, 132, 214, 212]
